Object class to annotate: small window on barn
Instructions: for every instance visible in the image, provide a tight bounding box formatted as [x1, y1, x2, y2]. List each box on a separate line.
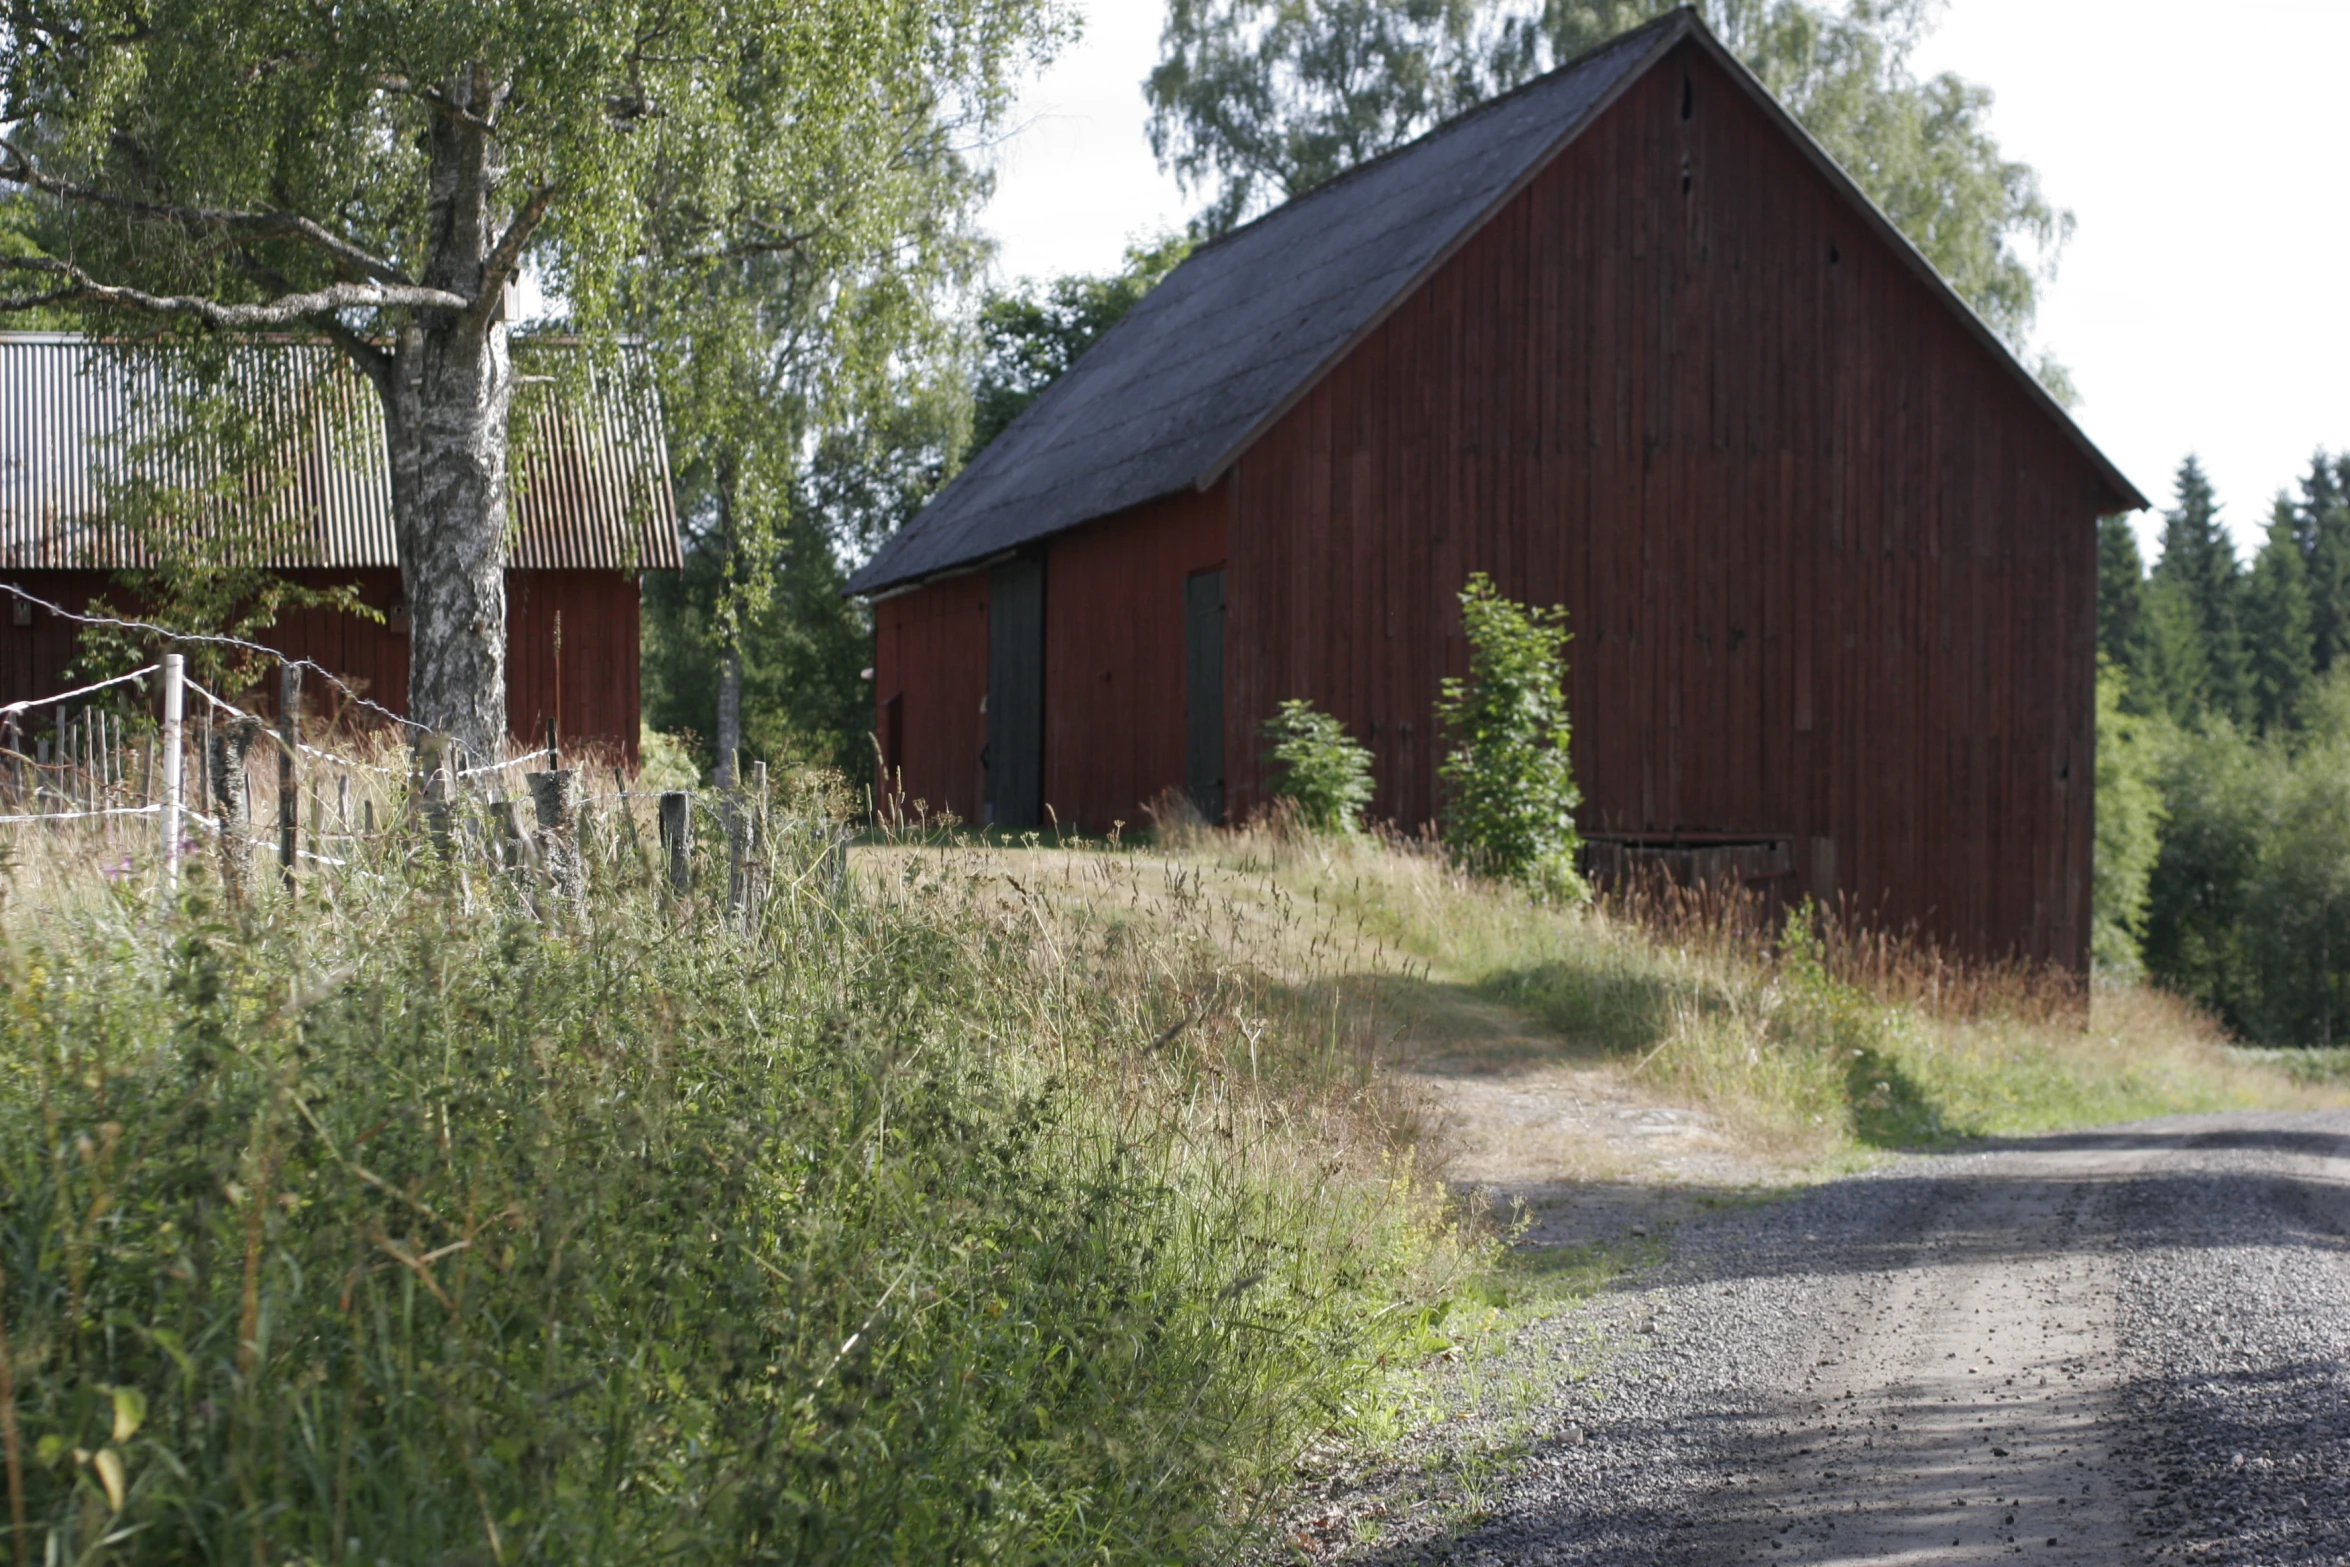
[882, 693, 904, 776]
[1681, 75, 1694, 120]
[1829, 241, 1842, 266]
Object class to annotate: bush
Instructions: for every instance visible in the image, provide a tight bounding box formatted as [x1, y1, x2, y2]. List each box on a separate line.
[1260, 698, 1375, 835]
[2144, 669, 2350, 1044]
[1435, 573, 1586, 898]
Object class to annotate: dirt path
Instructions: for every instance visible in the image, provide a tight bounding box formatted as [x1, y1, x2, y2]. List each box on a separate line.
[1319, 1111, 2350, 1565]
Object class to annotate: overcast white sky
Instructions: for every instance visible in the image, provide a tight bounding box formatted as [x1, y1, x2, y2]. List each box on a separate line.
[980, 1, 2350, 559]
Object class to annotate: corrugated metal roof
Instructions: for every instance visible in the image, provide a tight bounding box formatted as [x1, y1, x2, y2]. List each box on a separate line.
[0, 333, 681, 572]
[849, 6, 2142, 597]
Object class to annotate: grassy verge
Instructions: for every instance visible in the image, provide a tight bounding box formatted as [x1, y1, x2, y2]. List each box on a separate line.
[1156, 823, 2336, 1163]
[0, 806, 1478, 1565]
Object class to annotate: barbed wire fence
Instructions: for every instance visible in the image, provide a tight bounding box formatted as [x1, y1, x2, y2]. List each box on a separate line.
[0, 584, 850, 926]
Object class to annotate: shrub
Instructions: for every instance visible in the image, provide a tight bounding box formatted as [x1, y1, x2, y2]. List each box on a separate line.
[1260, 698, 1375, 835]
[2143, 668, 2350, 1044]
[1435, 573, 1586, 898]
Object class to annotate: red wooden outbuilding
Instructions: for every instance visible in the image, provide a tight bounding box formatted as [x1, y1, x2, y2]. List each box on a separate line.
[0, 334, 679, 753]
[849, 8, 2146, 971]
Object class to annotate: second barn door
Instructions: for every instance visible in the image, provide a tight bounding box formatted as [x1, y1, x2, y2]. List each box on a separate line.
[1184, 568, 1225, 824]
[986, 555, 1045, 828]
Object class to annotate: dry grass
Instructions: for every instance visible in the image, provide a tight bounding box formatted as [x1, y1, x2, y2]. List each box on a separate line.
[886, 820, 2342, 1176]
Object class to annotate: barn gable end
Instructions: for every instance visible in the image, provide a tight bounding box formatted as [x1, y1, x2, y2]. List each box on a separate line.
[861, 10, 2138, 969]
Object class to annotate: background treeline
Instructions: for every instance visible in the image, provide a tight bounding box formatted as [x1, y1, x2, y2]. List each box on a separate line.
[2098, 451, 2350, 1044]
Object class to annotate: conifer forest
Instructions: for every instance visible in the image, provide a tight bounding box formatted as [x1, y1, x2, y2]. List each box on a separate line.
[2096, 449, 2350, 1043]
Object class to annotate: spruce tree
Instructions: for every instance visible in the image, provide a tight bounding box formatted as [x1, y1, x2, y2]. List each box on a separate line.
[2098, 513, 2148, 672]
[2302, 450, 2350, 674]
[2243, 497, 2315, 732]
[2153, 455, 2250, 724]
[2131, 574, 2211, 723]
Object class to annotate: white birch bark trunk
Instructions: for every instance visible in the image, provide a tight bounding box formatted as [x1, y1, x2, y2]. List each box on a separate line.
[715, 649, 742, 788]
[380, 67, 514, 765]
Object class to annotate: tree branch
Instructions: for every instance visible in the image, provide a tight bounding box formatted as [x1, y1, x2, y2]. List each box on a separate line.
[231, 252, 393, 394]
[0, 136, 418, 287]
[464, 180, 562, 326]
[0, 256, 466, 328]
[374, 74, 498, 133]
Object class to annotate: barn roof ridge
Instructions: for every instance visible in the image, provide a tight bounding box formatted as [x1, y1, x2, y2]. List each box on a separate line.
[849, 7, 2140, 598]
[0, 332, 682, 573]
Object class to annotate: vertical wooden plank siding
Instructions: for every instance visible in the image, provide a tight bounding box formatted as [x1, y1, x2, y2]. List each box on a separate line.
[503, 570, 645, 752]
[872, 570, 991, 825]
[1216, 40, 2100, 969]
[0, 567, 649, 757]
[1042, 485, 1229, 832]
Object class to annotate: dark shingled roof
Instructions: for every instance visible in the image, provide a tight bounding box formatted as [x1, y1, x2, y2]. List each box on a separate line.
[850, 8, 2140, 597]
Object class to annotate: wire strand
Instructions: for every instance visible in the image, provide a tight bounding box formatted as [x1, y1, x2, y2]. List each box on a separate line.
[0, 663, 161, 717]
[0, 580, 428, 733]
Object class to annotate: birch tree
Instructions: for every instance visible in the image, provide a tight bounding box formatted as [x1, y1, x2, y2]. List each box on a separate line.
[0, 1, 1055, 759]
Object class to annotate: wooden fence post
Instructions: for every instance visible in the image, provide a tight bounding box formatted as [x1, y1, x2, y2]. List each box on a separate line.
[278, 665, 301, 886]
[612, 765, 645, 876]
[2, 714, 19, 810]
[528, 769, 585, 918]
[416, 733, 453, 854]
[210, 714, 261, 902]
[723, 750, 747, 919]
[659, 790, 693, 897]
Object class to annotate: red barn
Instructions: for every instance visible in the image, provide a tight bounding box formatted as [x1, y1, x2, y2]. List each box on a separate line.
[0, 333, 680, 752]
[849, 8, 2145, 970]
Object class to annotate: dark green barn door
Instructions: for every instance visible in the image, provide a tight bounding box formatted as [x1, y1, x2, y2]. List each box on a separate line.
[986, 557, 1045, 828]
[1184, 569, 1225, 823]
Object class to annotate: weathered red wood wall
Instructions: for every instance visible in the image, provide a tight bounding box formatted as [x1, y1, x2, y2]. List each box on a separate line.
[1222, 39, 2102, 968]
[869, 487, 1229, 834]
[871, 570, 990, 824]
[504, 571, 645, 751]
[1043, 487, 1229, 832]
[0, 568, 647, 754]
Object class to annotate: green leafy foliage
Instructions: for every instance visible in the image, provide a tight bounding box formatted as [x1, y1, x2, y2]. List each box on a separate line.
[969, 235, 1192, 456]
[0, 828, 1456, 1563]
[2138, 672, 2350, 1045]
[1148, 0, 2072, 371]
[1147, 0, 1496, 235]
[1260, 697, 1376, 834]
[2092, 660, 2168, 974]
[1, 1, 1053, 343]
[1435, 573, 1584, 897]
[621, 4, 1060, 778]
[2097, 447, 2350, 1039]
[643, 510, 874, 779]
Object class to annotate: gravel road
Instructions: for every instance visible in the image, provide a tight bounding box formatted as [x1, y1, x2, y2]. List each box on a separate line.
[1328, 1111, 2350, 1566]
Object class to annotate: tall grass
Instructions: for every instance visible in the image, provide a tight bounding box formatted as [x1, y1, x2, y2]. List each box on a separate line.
[0, 773, 1472, 1565]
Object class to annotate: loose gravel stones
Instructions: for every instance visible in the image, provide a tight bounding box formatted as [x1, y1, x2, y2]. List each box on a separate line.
[1307, 1111, 2350, 1567]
